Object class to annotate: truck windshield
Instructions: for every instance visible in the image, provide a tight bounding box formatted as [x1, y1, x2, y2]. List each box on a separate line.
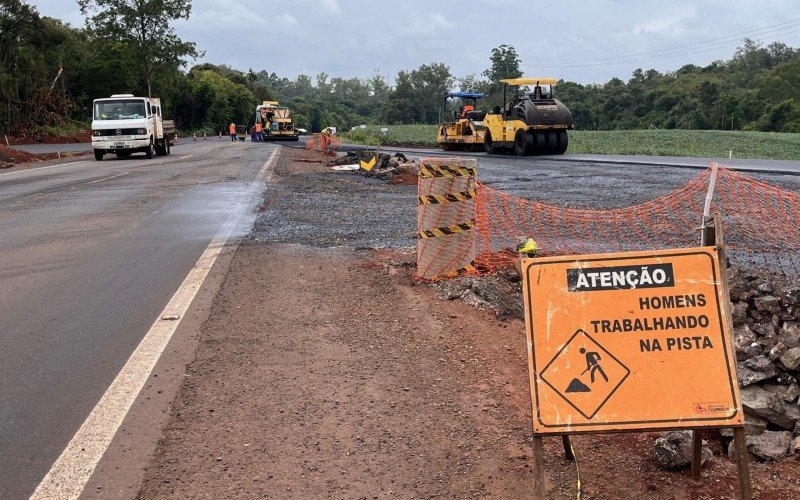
[94, 99, 146, 120]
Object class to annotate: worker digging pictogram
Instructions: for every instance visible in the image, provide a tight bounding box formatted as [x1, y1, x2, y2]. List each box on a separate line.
[540, 329, 630, 420]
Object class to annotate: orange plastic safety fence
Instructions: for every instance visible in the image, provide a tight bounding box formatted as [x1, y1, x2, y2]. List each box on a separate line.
[468, 166, 800, 276]
[306, 133, 341, 153]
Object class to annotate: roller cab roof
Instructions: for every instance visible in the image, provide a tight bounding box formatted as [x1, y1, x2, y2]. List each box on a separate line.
[500, 77, 558, 86]
[444, 92, 483, 99]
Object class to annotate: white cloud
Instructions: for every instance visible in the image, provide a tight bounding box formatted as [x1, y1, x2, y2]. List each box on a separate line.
[320, 0, 341, 15]
[277, 13, 298, 26]
[401, 13, 457, 36]
[633, 16, 687, 35]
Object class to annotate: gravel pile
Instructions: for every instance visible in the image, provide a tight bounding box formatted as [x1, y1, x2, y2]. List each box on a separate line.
[723, 271, 800, 461]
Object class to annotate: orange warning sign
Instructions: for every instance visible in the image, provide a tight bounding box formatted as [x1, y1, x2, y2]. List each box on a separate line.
[522, 247, 743, 435]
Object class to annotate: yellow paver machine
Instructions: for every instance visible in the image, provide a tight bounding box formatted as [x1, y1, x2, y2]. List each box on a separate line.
[256, 101, 299, 141]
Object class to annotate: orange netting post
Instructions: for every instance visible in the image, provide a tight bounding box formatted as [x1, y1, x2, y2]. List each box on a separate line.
[416, 158, 478, 280]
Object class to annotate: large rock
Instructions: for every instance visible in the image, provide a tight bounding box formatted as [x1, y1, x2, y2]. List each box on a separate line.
[734, 325, 761, 359]
[737, 362, 778, 387]
[746, 431, 792, 461]
[758, 281, 775, 295]
[779, 347, 800, 371]
[753, 322, 777, 338]
[754, 295, 782, 315]
[782, 288, 800, 305]
[740, 385, 800, 430]
[768, 342, 789, 361]
[653, 430, 711, 469]
[780, 322, 800, 348]
[745, 355, 773, 371]
[732, 302, 749, 327]
[720, 413, 768, 437]
[763, 383, 800, 404]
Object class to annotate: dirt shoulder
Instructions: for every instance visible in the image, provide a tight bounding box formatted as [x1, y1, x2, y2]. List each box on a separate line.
[136, 148, 799, 498]
[0, 143, 87, 169]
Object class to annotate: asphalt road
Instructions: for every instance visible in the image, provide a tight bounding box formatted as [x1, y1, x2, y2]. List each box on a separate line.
[0, 139, 277, 499]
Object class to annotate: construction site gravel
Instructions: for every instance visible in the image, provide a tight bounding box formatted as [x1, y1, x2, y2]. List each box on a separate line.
[137, 146, 800, 499]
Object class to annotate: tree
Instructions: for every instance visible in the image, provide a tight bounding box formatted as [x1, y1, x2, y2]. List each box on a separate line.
[78, 0, 200, 96]
[483, 44, 522, 82]
[482, 45, 522, 109]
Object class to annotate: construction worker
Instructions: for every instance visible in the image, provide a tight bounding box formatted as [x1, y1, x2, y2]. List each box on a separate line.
[517, 237, 539, 258]
[254, 120, 263, 142]
[515, 238, 539, 276]
[229, 123, 236, 142]
[461, 103, 474, 118]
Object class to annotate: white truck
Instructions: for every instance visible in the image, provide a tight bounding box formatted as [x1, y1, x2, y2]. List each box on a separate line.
[91, 94, 176, 161]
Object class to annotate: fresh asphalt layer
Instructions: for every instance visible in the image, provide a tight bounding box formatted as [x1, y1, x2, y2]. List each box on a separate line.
[0, 139, 277, 499]
[316, 140, 800, 175]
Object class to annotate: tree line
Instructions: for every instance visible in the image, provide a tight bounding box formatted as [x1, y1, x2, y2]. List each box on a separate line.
[2, 0, 799, 135]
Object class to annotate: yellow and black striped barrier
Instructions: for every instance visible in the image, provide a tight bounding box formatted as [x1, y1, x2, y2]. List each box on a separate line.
[417, 189, 476, 205]
[419, 164, 478, 179]
[418, 219, 476, 239]
[416, 157, 478, 280]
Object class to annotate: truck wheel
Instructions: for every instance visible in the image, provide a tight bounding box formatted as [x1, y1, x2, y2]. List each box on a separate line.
[441, 142, 453, 151]
[145, 141, 154, 159]
[94, 150, 104, 161]
[556, 130, 569, 154]
[546, 131, 558, 154]
[484, 131, 495, 154]
[513, 129, 529, 156]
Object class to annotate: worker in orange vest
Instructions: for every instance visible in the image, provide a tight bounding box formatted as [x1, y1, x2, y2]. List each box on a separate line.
[229, 123, 236, 142]
[254, 121, 263, 142]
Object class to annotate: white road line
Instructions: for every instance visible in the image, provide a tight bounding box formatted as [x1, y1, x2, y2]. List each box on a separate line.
[0, 160, 87, 178]
[31, 147, 280, 500]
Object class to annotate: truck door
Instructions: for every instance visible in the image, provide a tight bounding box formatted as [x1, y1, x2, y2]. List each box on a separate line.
[154, 106, 163, 139]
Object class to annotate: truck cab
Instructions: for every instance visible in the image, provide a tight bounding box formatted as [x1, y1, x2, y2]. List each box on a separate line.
[91, 94, 175, 161]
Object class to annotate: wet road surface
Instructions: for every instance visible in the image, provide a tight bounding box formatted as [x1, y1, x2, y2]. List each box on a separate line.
[0, 140, 277, 498]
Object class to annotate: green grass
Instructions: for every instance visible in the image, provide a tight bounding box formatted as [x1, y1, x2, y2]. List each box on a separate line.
[342, 126, 800, 161]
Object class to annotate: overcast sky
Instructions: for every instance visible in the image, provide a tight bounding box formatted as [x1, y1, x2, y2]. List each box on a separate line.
[28, 0, 800, 85]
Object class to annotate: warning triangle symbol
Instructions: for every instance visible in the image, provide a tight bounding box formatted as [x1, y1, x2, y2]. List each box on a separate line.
[565, 378, 591, 393]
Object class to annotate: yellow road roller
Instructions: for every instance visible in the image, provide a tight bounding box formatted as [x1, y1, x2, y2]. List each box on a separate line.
[483, 78, 574, 156]
[437, 91, 487, 152]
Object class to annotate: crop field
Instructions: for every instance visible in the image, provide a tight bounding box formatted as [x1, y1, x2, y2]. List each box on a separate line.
[342, 126, 800, 160]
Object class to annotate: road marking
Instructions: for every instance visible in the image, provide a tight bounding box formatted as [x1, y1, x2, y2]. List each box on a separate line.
[0, 160, 87, 178]
[31, 146, 280, 500]
[86, 171, 130, 185]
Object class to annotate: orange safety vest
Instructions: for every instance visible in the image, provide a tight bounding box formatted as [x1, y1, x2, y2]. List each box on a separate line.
[255, 122, 263, 133]
[229, 124, 236, 134]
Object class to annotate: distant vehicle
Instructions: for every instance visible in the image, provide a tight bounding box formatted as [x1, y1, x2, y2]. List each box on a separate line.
[255, 101, 299, 141]
[483, 78, 574, 156]
[437, 91, 486, 152]
[91, 94, 175, 161]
